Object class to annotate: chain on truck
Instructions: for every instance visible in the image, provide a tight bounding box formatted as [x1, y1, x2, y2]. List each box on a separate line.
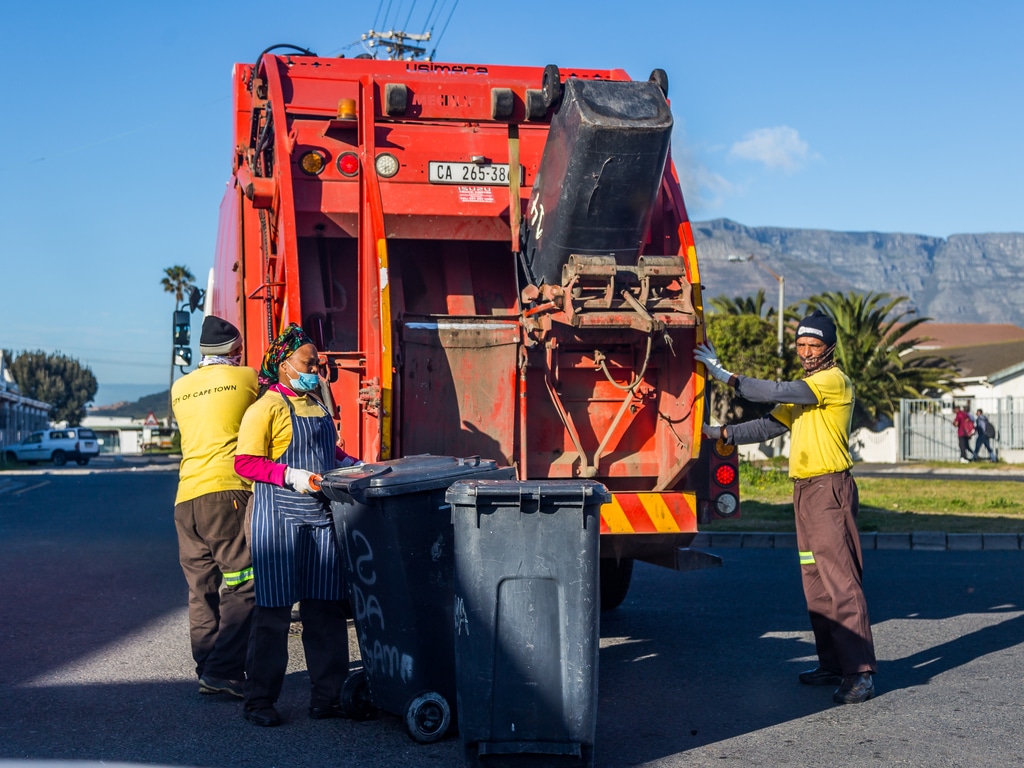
[207, 47, 740, 609]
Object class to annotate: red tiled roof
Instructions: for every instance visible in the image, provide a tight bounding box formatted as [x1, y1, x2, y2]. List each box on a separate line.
[911, 323, 1024, 349]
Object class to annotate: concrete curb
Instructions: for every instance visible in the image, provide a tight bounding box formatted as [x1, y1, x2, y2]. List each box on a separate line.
[690, 531, 1024, 551]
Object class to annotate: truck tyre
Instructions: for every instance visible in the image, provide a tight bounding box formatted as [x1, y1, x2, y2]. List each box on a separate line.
[404, 691, 451, 743]
[5, 451, 16, 463]
[51, 450, 67, 467]
[600, 557, 634, 611]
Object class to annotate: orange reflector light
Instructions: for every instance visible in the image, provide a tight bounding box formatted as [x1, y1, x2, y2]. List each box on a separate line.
[338, 98, 357, 119]
[714, 438, 735, 458]
[299, 151, 326, 175]
[715, 464, 737, 487]
[338, 152, 359, 177]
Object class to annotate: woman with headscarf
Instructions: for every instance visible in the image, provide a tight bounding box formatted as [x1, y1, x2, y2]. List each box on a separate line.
[234, 323, 360, 727]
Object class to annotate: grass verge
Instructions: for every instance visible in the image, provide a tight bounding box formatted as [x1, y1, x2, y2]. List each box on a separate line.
[703, 462, 1024, 533]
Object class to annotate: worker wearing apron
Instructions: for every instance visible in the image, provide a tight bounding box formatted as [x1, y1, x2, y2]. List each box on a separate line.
[235, 323, 361, 727]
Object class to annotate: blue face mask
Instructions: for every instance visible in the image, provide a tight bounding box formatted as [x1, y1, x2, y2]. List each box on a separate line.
[285, 361, 319, 392]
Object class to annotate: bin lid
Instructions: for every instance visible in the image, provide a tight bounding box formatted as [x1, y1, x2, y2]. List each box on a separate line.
[320, 454, 509, 500]
[445, 479, 612, 506]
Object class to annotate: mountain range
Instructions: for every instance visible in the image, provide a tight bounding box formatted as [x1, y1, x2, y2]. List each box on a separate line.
[691, 219, 1024, 326]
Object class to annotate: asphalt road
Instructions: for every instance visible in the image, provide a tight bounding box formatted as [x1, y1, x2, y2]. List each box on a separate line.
[1, 464, 1023, 767]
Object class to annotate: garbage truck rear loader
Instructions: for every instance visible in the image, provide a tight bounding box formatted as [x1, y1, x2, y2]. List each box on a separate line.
[212, 53, 739, 609]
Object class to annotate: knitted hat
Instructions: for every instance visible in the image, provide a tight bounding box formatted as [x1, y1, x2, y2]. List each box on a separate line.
[199, 316, 242, 356]
[795, 310, 837, 347]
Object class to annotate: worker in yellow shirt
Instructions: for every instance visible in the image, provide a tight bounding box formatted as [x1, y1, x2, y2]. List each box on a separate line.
[695, 310, 876, 705]
[171, 316, 258, 698]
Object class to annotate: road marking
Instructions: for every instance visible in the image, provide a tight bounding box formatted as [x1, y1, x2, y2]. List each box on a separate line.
[12, 481, 50, 495]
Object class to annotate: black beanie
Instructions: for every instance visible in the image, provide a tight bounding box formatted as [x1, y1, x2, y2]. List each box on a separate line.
[795, 310, 837, 347]
[199, 316, 242, 356]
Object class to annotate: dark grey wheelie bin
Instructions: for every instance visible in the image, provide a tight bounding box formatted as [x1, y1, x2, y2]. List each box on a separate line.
[446, 479, 610, 767]
[319, 455, 515, 744]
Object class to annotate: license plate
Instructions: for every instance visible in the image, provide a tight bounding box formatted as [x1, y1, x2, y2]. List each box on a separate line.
[429, 161, 522, 186]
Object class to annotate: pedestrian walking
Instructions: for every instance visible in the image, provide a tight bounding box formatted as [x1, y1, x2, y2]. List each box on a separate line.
[234, 323, 360, 727]
[171, 316, 258, 698]
[973, 408, 997, 462]
[953, 405, 975, 463]
[695, 309, 876, 705]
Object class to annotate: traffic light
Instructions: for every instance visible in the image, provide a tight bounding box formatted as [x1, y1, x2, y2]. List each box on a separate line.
[174, 346, 192, 367]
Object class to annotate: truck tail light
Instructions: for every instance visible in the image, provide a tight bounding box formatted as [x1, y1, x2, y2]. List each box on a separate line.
[375, 152, 399, 178]
[338, 152, 359, 177]
[299, 150, 327, 175]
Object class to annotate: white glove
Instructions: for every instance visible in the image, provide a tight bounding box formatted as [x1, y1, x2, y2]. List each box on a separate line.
[703, 424, 723, 440]
[694, 341, 733, 383]
[285, 467, 317, 494]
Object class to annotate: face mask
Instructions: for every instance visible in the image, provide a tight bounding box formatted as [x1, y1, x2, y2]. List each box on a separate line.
[284, 361, 319, 392]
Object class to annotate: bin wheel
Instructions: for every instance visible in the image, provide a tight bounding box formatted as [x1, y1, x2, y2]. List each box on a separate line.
[76, 457, 90, 466]
[600, 557, 634, 611]
[404, 691, 451, 743]
[649, 68, 669, 97]
[542, 64, 563, 109]
[340, 670, 379, 721]
[52, 450, 67, 467]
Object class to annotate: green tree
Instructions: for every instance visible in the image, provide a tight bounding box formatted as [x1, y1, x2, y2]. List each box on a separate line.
[161, 265, 196, 305]
[705, 314, 797, 424]
[3, 350, 98, 425]
[708, 289, 776, 320]
[802, 291, 959, 430]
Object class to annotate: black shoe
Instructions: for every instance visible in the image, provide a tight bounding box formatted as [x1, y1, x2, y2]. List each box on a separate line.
[798, 667, 843, 686]
[243, 705, 282, 727]
[199, 675, 244, 698]
[309, 702, 347, 720]
[833, 673, 875, 704]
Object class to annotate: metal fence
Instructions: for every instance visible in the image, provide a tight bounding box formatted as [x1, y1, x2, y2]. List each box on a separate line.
[899, 397, 1023, 461]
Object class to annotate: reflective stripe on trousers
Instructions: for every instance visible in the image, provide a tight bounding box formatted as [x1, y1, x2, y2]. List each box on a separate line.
[223, 566, 254, 586]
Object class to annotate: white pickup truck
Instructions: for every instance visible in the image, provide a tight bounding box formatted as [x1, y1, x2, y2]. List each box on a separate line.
[3, 427, 100, 466]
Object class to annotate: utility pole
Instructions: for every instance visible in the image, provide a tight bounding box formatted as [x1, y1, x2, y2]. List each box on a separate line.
[361, 29, 431, 60]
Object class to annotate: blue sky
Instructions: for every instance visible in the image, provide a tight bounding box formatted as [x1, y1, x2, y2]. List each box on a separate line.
[2, 1, 1022, 402]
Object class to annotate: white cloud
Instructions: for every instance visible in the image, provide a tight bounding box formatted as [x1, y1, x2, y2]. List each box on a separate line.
[671, 137, 734, 217]
[729, 126, 817, 172]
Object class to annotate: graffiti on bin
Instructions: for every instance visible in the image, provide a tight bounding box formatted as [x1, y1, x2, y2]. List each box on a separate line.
[454, 595, 469, 636]
[344, 521, 415, 682]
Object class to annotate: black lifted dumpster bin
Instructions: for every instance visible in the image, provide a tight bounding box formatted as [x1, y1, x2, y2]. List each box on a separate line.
[446, 479, 610, 768]
[320, 455, 515, 743]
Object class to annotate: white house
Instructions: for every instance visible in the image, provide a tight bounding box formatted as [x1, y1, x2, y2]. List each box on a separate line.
[0, 352, 51, 447]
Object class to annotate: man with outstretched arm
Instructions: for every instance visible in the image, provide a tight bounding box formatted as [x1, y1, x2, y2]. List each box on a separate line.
[694, 310, 876, 705]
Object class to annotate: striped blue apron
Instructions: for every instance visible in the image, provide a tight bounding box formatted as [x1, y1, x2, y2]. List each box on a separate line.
[250, 392, 344, 607]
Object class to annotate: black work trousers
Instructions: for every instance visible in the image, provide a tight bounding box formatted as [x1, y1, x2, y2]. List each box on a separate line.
[244, 599, 349, 710]
[794, 470, 876, 676]
[174, 489, 254, 681]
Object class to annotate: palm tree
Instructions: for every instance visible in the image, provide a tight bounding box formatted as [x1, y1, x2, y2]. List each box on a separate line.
[161, 265, 196, 426]
[802, 291, 960, 431]
[161, 265, 196, 305]
[708, 289, 775, 319]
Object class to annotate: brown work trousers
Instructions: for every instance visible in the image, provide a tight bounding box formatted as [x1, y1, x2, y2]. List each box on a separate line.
[794, 470, 876, 675]
[174, 489, 254, 681]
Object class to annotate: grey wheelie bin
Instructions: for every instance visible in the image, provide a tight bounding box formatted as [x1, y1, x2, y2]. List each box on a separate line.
[319, 455, 515, 743]
[446, 479, 610, 767]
